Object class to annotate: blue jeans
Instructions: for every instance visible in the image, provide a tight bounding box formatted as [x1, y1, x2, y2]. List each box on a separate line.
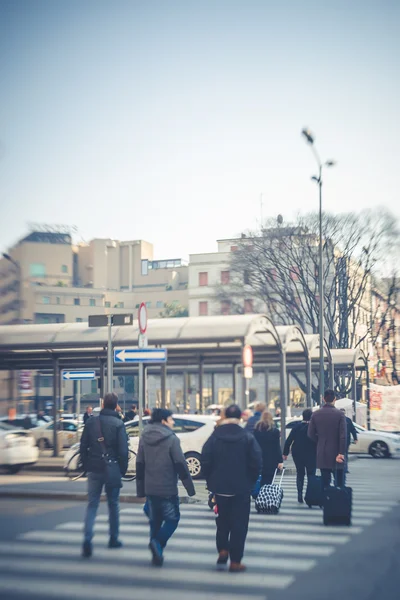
[147, 495, 180, 548]
[84, 472, 120, 543]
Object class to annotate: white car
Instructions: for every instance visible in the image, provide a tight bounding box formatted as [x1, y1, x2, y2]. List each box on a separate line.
[0, 422, 39, 474]
[64, 413, 217, 479]
[349, 423, 400, 458]
[33, 419, 81, 450]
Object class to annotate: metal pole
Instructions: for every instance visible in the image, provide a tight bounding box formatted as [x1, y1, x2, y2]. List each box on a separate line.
[99, 359, 105, 407]
[199, 358, 204, 413]
[306, 355, 312, 408]
[318, 172, 325, 403]
[279, 351, 287, 451]
[352, 366, 357, 421]
[76, 380, 81, 423]
[366, 361, 371, 431]
[161, 364, 167, 409]
[52, 357, 59, 457]
[107, 314, 113, 393]
[138, 363, 143, 435]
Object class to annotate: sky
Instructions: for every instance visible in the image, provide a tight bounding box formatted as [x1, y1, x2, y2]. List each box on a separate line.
[0, 0, 399, 260]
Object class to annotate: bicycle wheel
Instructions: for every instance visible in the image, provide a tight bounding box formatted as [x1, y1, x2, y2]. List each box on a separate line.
[66, 450, 85, 481]
[122, 449, 136, 482]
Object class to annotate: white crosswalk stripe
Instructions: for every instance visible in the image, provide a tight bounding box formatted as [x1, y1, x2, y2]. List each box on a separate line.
[0, 467, 399, 600]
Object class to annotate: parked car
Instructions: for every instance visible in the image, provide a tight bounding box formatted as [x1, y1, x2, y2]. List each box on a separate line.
[64, 413, 217, 479]
[349, 423, 400, 458]
[0, 422, 39, 474]
[33, 419, 80, 450]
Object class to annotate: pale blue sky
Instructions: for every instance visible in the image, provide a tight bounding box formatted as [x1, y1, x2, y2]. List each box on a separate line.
[0, 0, 399, 259]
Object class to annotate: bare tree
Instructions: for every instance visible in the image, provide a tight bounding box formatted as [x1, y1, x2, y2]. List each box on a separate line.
[215, 208, 399, 396]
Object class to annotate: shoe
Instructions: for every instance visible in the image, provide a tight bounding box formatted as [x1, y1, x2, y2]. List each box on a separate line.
[149, 539, 164, 566]
[298, 495, 304, 504]
[216, 550, 229, 566]
[82, 541, 92, 558]
[229, 562, 247, 573]
[108, 539, 123, 549]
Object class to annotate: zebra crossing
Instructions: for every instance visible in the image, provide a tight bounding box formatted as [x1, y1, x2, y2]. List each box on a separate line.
[0, 467, 399, 600]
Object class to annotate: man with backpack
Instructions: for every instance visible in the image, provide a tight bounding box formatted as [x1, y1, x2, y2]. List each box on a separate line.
[201, 404, 262, 573]
[136, 408, 195, 566]
[80, 393, 129, 558]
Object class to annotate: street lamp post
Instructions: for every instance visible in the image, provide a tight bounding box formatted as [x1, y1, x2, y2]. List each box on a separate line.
[301, 129, 335, 404]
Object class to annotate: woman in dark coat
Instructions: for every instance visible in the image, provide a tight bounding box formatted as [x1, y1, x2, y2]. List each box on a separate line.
[253, 411, 283, 486]
[283, 409, 316, 503]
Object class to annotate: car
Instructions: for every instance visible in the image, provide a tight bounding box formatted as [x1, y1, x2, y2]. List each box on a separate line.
[33, 419, 81, 450]
[64, 413, 217, 480]
[0, 421, 39, 474]
[349, 423, 400, 458]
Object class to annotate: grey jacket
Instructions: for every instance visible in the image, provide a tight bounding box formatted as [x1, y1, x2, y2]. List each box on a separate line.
[136, 423, 195, 498]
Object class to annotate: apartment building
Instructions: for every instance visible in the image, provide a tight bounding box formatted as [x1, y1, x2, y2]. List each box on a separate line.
[0, 229, 188, 412]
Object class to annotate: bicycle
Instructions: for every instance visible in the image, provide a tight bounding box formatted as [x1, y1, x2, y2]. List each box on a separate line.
[65, 448, 137, 482]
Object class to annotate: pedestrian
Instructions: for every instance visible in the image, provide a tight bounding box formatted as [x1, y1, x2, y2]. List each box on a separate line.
[245, 402, 266, 434]
[83, 406, 93, 425]
[201, 404, 262, 573]
[80, 392, 129, 558]
[253, 410, 283, 486]
[340, 409, 358, 474]
[308, 389, 346, 489]
[136, 408, 195, 566]
[124, 404, 137, 423]
[283, 409, 317, 503]
[241, 408, 253, 425]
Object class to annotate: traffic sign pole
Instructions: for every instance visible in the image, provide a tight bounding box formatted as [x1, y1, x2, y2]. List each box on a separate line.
[77, 380, 81, 421]
[107, 313, 113, 395]
[138, 363, 144, 435]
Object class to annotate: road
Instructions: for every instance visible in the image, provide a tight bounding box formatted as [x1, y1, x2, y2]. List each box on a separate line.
[0, 457, 399, 600]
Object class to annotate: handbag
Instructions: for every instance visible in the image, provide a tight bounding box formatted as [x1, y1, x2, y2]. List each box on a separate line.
[96, 417, 122, 488]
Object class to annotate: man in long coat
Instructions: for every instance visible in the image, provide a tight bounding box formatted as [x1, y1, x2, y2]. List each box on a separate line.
[308, 389, 346, 488]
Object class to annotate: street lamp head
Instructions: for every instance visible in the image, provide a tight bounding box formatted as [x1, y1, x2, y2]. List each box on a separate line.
[301, 128, 314, 144]
[325, 160, 336, 167]
[2, 253, 12, 261]
[311, 175, 320, 183]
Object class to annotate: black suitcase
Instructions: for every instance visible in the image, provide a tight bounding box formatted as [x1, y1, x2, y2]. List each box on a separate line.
[305, 474, 324, 508]
[323, 485, 352, 526]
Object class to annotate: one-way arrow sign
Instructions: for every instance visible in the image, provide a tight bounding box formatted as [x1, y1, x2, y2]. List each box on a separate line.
[62, 370, 96, 381]
[114, 348, 167, 363]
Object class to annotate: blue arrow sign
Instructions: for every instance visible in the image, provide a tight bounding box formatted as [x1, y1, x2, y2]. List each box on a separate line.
[62, 370, 96, 381]
[114, 348, 167, 363]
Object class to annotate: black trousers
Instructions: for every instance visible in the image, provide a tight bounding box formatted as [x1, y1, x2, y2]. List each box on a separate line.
[321, 468, 344, 489]
[293, 458, 316, 496]
[215, 494, 251, 563]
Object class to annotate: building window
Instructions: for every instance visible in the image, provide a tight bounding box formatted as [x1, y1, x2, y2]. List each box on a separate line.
[43, 296, 50, 304]
[141, 260, 148, 276]
[115, 302, 124, 308]
[199, 301, 208, 316]
[156, 301, 164, 309]
[244, 299, 254, 314]
[199, 272, 208, 287]
[244, 270, 250, 285]
[76, 317, 83, 322]
[29, 263, 46, 277]
[74, 298, 80, 306]
[56, 297, 60, 305]
[146, 302, 151, 308]
[89, 299, 95, 307]
[61, 265, 68, 273]
[105, 301, 111, 308]
[41, 376, 52, 388]
[91, 380, 97, 393]
[221, 271, 230, 285]
[230, 245, 238, 252]
[221, 301, 231, 315]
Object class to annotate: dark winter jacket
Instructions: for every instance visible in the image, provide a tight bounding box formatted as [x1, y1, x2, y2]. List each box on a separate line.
[283, 421, 316, 467]
[80, 409, 129, 477]
[308, 404, 346, 470]
[83, 412, 92, 425]
[201, 419, 262, 496]
[253, 426, 283, 477]
[345, 416, 358, 449]
[245, 411, 262, 434]
[136, 423, 195, 498]
[124, 409, 136, 423]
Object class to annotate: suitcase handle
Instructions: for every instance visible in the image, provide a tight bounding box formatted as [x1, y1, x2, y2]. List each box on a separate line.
[272, 467, 285, 487]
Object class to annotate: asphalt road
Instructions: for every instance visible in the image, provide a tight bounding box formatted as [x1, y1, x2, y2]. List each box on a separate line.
[0, 458, 399, 600]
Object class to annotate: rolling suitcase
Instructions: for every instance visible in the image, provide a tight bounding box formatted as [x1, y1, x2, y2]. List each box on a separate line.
[305, 474, 324, 508]
[255, 468, 285, 514]
[323, 479, 352, 526]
